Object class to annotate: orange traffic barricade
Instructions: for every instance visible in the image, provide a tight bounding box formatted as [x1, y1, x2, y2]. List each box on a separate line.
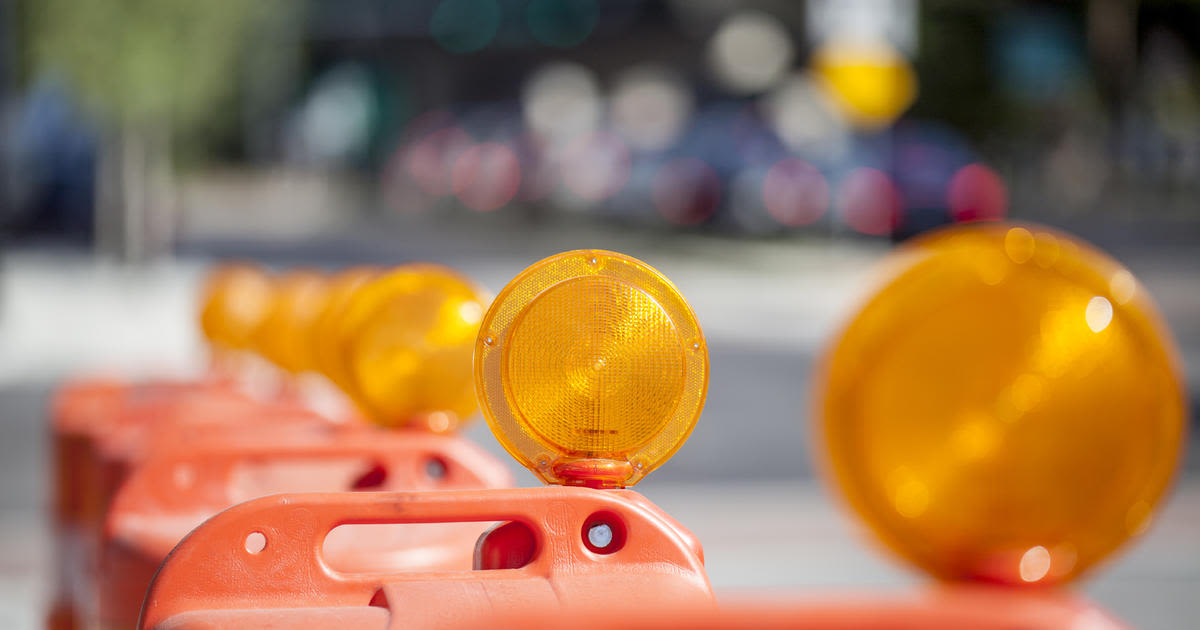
[56, 385, 329, 630]
[137, 249, 716, 629]
[48, 378, 288, 630]
[52, 260, 505, 630]
[138, 488, 712, 630]
[48, 263, 284, 630]
[142, 232, 1187, 629]
[51, 378, 263, 542]
[84, 390, 324, 532]
[98, 429, 511, 629]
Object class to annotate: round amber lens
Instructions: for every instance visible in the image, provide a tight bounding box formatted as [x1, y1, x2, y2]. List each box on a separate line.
[818, 223, 1186, 585]
[312, 266, 379, 390]
[255, 269, 328, 373]
[508, 275, 687, 454]
[343, 265, 487, 430]
[198, 263, 274, 350]
[476, 250, 707, 487]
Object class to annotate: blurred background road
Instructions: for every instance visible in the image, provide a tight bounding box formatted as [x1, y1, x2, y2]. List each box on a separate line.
[1, 0, 1199, 628]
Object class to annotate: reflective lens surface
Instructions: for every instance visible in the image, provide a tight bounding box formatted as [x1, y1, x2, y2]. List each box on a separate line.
[256, 269, 328, 373]
[198, 263, 275, 351]
[818, 223, 1186, 585]
[476, 250, 708, 487]
[347, 265, 487, 430]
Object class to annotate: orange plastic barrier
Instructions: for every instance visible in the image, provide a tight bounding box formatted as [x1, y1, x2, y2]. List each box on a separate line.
[468, 587, 1128, 630]
[48, 379, 124, 630]
[84, 391, 327, 526]
[47, 378, 252, 630]
[51, 378, 302, 540]
[48, 378, 331, 630]
[138, 488, 713, 630]
[95, 430, 511, 629]
[52, 379, 228, 534]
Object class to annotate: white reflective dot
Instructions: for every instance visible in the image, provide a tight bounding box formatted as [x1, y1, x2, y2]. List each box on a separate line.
[244, 531, 267, 554]
[587, 523, 613, 549]
[1019, 545, 1051, 582]
[1085, 296, 1113, 333]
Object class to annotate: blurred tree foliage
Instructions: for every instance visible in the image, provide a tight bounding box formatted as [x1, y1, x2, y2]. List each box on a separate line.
[22, 0, 304, 260]
[23, 0, 301, 150]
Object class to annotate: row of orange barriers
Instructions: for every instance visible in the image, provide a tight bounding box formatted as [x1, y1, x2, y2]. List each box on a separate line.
[48, 263, 511, 629]
[48, 223, 1187, 630]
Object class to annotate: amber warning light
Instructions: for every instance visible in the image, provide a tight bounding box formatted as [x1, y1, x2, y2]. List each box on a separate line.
[475, 250, 709, 488]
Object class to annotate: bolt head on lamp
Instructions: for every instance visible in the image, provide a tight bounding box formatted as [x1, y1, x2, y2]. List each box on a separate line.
[475, 250, 708, 488]
[339, 264, 488, 432]
[817, 223, 1186, 585]
[198, 263, 274, 351]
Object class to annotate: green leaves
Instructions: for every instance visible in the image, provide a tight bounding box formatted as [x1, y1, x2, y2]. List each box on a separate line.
[27, 0, 296, 135]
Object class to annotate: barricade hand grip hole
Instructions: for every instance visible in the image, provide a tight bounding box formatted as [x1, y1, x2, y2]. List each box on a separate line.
[244, 531, 267, 554]
[474, 521, 537, 570]
[323, 522, 493, 574]
[350, 462, 389, 490]
[582, 511, 626, 555]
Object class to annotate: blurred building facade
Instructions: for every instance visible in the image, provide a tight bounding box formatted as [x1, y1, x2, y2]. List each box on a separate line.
[0, 0, 1197, 253]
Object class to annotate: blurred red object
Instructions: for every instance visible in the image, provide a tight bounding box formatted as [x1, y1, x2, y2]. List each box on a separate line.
[948, 163, 1008, 222]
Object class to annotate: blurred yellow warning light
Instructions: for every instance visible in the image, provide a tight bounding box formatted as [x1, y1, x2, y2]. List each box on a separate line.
[817, 223, 1186, 585]
[475, 250, 708, 488]
[811, 39, 917, 131]
[342, 264, 488, 432]
[255, 269, 329, 373]
[312, 266, 379, 391]
[198, 262, 275, 352]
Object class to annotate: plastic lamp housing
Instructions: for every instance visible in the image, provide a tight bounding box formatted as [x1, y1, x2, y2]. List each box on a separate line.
[198, 263, 275, 351]
[255, 269, 329, 373]
[312, 266, 379, 390]
[475, 250, 708, 488]
[816, 223, 1187, 585]
[341, 264, 489, 431]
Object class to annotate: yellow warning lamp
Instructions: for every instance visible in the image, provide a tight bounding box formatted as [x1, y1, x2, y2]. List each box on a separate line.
[197, 263, 275, 352]
[337, 264, 489, 432]
[811, 40, 917, 131]
[253, 269, 329, 374]
[475, 250, 708, 488]
[817, 223, 1186, 585]
[311, 266, 379, 391]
